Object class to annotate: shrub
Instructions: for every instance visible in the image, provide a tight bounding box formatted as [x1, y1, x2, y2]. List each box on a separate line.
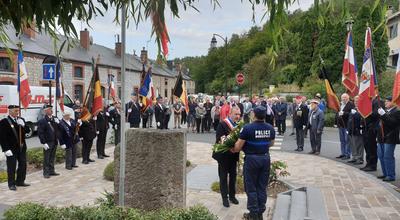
[186, 160, 191, 167]
[103, 161, 114, 181]
[0, 171, 7, 183]
[4, 203, 217, 220]
[27, 147, 65, 168]
[211, 176, 244, 193]
[324, 111, 336, 127]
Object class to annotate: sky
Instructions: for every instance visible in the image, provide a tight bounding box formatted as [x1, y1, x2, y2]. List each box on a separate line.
[73, 0, 314, 60]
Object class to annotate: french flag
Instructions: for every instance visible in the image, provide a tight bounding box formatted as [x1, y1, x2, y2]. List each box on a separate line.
[357, 27, 376, 118]
[17, 51, 31, 109]
[392, 51, 400, 107]
[139, 67, 155, 110]
[108, 74, 117, 100]
[342, 31, 359, 97]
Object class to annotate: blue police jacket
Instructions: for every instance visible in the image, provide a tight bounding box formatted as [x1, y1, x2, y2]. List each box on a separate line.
[239, 121, 275, 155]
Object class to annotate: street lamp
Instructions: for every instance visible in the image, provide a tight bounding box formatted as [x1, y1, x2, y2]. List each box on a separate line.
[210, 34, 228, 96]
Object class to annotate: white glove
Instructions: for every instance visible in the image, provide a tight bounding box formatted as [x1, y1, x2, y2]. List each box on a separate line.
[339, 111, 344, 116]
[54, 118, 60, 124]
[16, 118, 25, 127]
[303, 125, 306, 129]
[106, 112, 110, 116]
[78, 119, 83, 126]
[60, 144, 66, 149]
[128, 109, 132, 113]
[139, 103, 143, 107]
[96, 131, 100, 135]
[220, 135, 227, 144]
[93, 116, 97, 120]
[114, 125, 118, 130]
[43, 144, 50, 150]
[157, 122, 160, 127]
[80, 137, 83, 141]
[378, 108, 386, 116]
[351, 109, 357, 114]
[4, 150, 13, 157]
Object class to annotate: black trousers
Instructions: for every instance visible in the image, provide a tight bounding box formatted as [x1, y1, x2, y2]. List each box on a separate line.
[213, 118, 220, 131]
[82, 139, 93, 162]
[164, 115, 170, 129]
[363, 128, 378, 168]
[130, 122, 140, 128]
[181, 111, 187, 124]
[218, 160, 237, 199]
[96, 130, 107, 157]
[114, 129, 121, 145]
[142, 117, 148, 128]
[205, 114, 212, 131]
[295, 128, 305, 149]
[196, 118, 205, 133]
[276, 119, 286, 134]
[65, 144, 77, 169]
[310, 129, 322, 152]
[6, 148, 27, 187]
[43, 143, 57, 176]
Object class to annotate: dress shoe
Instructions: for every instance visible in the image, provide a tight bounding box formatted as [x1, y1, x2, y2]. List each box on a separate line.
[82, 161, 89, 164]
[103, 154, 110, 158]
[229, 197, 239, 205]
[298, 148, 304, 152]
[383, 177, 395, 182]
[353, 161, 364, 165]
[222, 198, 230, 207]
[16, 183, 30, 187]
[88, 159, 95, 162]
[98, 156, 104, 159]
[44, 175, 50, 179]
[66, 167, 72, 170]
[377, 175, 386, 179]
[347, 159, 357, 163]
[289, 133, 295, 136]
[243, 212, 259, 220]
[308, 151, 316, 154]
[315, 152, 320, 155]
[72, 165, 79, 168]
[294, 148, 300, 151]
[336, 155, 345, 159]
[361, 167, 376, 172]
[50, 172, 60, 176]
[8, 185, 16, 191]
[341, 156, 350, 160]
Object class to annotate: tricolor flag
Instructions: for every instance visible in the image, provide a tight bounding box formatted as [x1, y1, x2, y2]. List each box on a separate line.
[139, 67, 155, 110]
[17, 51, 31, 109]
[55, 59, 65, 112]
[392, 53, 400, 107]
[91, 65, 103, 116]
[342, 31, 359, 97]
[357, 27, 376, 118]
[173, 72, 189, 113]
[320, 65, 340, 112]
[108, 74, 117, 100]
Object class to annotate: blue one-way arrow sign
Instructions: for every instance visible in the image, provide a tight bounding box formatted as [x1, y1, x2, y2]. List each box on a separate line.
[42, 63, 56, 80]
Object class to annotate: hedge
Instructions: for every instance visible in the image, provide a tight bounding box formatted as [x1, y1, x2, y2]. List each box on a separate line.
[4, 202, 217, 220]
[103, 161, 114, 181]
[0, 171, 7, 183]
[27, 147, 65, 168]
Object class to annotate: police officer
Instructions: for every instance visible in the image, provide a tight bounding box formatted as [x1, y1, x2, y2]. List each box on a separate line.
[126, 93, 141, 128]
[96, 108, 110, 159]
[109, 101, 122, 145]
[0, 105, 30, 190]
[58, 112, 79, 170]
[232, 106, 275, 220]
[37, 104, 60, 178]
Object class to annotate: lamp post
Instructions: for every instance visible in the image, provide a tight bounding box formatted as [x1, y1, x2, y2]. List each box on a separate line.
[210, 34, 228, 96]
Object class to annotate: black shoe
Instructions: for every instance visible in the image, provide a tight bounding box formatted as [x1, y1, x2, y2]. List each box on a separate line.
[82, 161, 89, 164]
[66, 167, 73, 170]
[229, 197, 239, 205]
[315, 152, 320, 155]
[308, 151, 316, 154]
[16, 183, 30, 187]
[353, 161, 363, 165]
[383, 177, 395, 182]
[336, 155, 345, 159]
[347, 159, 357, 163]
[88, 159, 95, 162]
[222, 198, 230, 207]
[103, 154, 110, 158]
[243, 212, 258, 220]
[72, 165, 79, 168]
[8, 185, 16, 191]
[298, 148, 304, 152]
[44, 175, 50, 179]
[50, 172, 60, 176]
[361, 167, 376, 172]
[258, 213, 264, 220]
[289, 133, 295, 136]
[341, 156, 350, 160]
[294, 148, 300, 151]
[377, 175, 386, 179]
[98, 156, 104, 159]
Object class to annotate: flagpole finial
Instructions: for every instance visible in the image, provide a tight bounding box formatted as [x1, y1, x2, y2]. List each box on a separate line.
[16, 41, 23, 50]
[345, 18, 354, 31]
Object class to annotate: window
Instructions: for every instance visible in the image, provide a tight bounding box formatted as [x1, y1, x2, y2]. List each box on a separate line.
[164, 89, 168, 98]
[74, 85, 84, 102]
[74, 66, 83, 78]
[0, 57, 12, 72]
[165, 78, 168, 86]
[117, 71, 121, 82]
[118, 86, 121, 98]
[390, 23, 398, 39]
[392, 54, 399, 67]
[101, 86, 106, 98]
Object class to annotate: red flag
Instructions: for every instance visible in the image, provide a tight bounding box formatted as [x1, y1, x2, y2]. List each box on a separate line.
[357, 27, 376, 118]
[152, 13, 169, 58]
[393, 54, 400, 107]
[17, 51, 31, 109]
[342, 32, 359, 97]
[161, 23, 169, 57]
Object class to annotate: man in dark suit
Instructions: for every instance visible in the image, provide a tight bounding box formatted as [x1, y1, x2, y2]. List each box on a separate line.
[293, 96, 309, 151]
[78, 117, 96, 164]
[347, 96, 364, 164]
[308, 99, 324, 155]
[37, 104, 60, 178]
[126, 94, 141, 128]
[154, 96, 165, 129]
[109, 102, 121, 145]
[96, 108, 110, 159]
[0, 105, 30, 190]
[214, 106, 241, 208]
[58, 112, 79, 170]
[275, 97, 288, 135]
[376, 96, 400, 182]
[335, 93, 355, 160]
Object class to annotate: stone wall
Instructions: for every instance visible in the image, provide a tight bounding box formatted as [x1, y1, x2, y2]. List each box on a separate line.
[114, 129, 186, 211]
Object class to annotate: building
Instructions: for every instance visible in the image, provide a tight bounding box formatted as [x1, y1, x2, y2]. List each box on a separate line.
[0, 25, 195, 104]
[387, 6, 400, 67]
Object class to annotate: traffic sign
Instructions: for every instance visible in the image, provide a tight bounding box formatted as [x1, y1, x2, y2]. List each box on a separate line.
[42, 63, 56, 80]
[236, 72, 244, 85]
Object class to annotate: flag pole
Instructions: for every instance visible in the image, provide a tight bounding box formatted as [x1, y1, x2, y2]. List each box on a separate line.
[17, 41, 23, 149]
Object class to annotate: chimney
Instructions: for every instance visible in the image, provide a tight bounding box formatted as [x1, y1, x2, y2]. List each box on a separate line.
[80, 28, 90, 50]
[23, 22, 36, 39]
[115, 34, 122, 57]
[140, 47, 148, 64]
[387, 5, 394, 17]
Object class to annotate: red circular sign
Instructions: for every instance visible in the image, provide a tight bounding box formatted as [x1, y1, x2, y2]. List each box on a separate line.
[236, 73, 244, 85]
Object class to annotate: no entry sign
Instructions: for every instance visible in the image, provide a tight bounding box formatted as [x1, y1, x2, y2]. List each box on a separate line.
[236, 72, 244, 85]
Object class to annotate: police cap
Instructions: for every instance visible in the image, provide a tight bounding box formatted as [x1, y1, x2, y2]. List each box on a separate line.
[386, 96, 393, 101]
[253, 106, 266, 119]
[8, 105, 19, 109]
